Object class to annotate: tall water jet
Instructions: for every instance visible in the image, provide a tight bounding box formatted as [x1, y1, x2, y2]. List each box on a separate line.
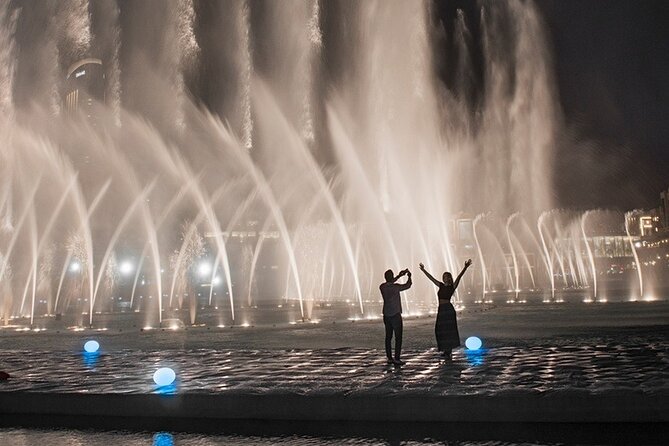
[551, 217, 569, 290]
[253, 83, 364, 313]
[13, 4, 60, 113]
[197, 1, 253, 149]
[624, 211, 643, 299]
[506, 213, 520, 301]
[252, 0, 320, 146]
[479, 1, 557, 215]
[581, 211, 597, 302]
[175, 0, 199, 130]
[537, 212, 555, 301]
[26, 173, 80, 323]
[54, 181, 110, 315]
[121, 0, 198, 133]
[0, 3, 18, 117]
[90, 0, 121, 124]
[56, 0, 91, 65]
[326, 108, 403, 310]
[473, 214, 487, 303]
[208, 117, 304, 319]
[92, 183, 156, 321]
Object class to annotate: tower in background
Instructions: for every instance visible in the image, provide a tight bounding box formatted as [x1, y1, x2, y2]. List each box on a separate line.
[63, 58, 105, 119]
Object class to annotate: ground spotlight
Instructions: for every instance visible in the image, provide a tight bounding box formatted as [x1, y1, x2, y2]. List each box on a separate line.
[465, 336, 482, 350]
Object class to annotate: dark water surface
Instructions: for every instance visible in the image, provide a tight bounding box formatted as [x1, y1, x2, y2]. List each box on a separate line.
[0, 427, 616, 445]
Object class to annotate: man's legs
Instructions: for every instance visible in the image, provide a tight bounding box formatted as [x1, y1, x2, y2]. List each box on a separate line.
[383, 316, 394, 361]
[393, 314, 403, 362]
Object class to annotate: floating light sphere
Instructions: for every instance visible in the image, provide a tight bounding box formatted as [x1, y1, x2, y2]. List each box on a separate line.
[153, 367, 176, 387]
[465, 336, 482, 351]
[83, 340, 100, 353]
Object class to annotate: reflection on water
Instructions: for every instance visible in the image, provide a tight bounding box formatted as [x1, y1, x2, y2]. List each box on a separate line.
[0, 428, 578, 445]
[153, 432, 174, 446]
[154, 381, 179, 395]
[82, 351, 100, 368]
[465, 348, 487, 367]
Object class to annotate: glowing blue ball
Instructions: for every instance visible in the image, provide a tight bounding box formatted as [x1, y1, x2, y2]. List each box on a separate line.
[465, 336, 482, 350]
[83, 340, 100, 353]
[153, 433, 174, 446]
[153, 367, 176, 387]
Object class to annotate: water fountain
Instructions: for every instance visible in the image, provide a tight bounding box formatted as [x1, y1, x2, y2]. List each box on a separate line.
[0, 0, 652, 330]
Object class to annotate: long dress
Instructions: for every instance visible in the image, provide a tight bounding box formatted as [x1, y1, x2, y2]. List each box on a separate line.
[435, 283, 461, 351]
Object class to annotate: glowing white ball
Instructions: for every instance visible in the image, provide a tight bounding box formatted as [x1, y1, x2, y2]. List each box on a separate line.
[465, 336, 482, 350]
[153, 367, 176, 387]
[83, 340, 100, 353]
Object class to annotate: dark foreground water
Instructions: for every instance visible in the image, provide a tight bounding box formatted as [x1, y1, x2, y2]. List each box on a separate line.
[0, 428, 621, 445]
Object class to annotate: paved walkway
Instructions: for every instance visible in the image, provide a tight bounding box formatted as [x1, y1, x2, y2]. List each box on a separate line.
[0, 342, 666, 396]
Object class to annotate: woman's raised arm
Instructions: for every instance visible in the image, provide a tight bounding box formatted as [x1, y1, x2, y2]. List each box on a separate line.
[419, 263, 442, 288]
[453, 259, 472, 289]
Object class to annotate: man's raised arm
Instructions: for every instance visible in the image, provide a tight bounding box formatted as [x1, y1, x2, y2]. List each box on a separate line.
[398, 271, 412, 290]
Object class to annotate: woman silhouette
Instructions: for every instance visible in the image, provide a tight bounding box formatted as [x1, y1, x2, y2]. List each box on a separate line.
[419, 259, 472, 360]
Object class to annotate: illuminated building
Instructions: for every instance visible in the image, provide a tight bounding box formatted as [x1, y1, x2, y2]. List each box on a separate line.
[660, 188, 669, 229]
[63, 58, 105, 118]
[625, 209, 661, 237]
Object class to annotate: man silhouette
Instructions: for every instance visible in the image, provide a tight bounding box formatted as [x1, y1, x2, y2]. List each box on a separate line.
[379, 268, 412, 365]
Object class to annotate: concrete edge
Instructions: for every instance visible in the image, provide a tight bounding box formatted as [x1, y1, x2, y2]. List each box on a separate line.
[1, 391, 667, 423]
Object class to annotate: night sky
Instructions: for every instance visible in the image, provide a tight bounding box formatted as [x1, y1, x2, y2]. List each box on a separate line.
[536, 0, 669, 210]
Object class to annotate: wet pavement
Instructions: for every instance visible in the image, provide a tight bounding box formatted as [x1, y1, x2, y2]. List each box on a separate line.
[0, 302, 667, 397]
[0, 340, 666, 396]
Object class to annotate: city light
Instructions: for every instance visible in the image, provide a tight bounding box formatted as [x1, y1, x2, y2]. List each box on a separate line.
[119, 261, 134, 275]
[69, 261, 81, 272]
[198, 261, 212, 277]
